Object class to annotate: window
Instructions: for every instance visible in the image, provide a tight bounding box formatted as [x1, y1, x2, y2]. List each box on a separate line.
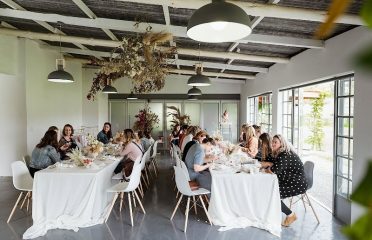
[281, 89, 300, 151]
[247, 93, 272, 133]
[335, 76, 354, 199]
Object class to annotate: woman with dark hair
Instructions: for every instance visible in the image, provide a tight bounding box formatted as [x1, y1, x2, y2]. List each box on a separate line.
[116, 129, 144, 177]
[261, 134, 307, 227]
[97, 122, 113, 144]
[181, 125, 199, 152]
[29, 130, 68, 177]
[58, 124, 78, 160]
[170, 124, 180, 146]
[255, 132, 273, 162]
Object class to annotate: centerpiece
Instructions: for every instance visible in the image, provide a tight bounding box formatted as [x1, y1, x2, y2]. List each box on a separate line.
[83, 134, 104, 159]
[67, 148, 93, 167]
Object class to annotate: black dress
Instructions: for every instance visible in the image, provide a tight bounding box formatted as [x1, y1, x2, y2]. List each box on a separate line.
[269, 151, 308, 199]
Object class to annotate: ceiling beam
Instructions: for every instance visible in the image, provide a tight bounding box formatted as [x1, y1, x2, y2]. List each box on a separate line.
[0, 0, 92, 53]
[168, 69, 255, 80]
[0, 7, 325, 49]
[162, 4, 180, 69]
[0, 28, 287, 63]
[70, 0, 118, 41]
[41, 45, 269, 73]
[115, 0, 363, 25]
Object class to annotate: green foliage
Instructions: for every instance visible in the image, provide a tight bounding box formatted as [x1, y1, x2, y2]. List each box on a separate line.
[167, 106, 191, 129]
[305, 92, 330, 150]
[342, 161, 372, 240]
[361, 0, 372, 28]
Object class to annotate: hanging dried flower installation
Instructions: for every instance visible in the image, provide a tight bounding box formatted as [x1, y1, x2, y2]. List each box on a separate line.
[87, 31, 177, 100]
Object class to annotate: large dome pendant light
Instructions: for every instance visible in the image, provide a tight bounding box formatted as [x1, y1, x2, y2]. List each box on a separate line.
[102, 79, 118, 94]
[47, 23, 74, 83]
[127, 91, 138, 100]
[187, 0, 252, 43]
[187, 63, 211, 87]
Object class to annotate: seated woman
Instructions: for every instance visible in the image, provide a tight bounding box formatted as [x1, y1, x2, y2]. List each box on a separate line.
[97, 122, 113, 144]
[58, 124, 78, 160]
[241, 125, 258, 158]
[184, 131, 217, 191]
[138, 130, 151, 152]
[252, 124, 262, 138]
[238, 123, 248, 147]
[118, 129, 144, 177]
[261, 134, 308, 227]
[170, 124, 180, 146]
[181, 126, 199, 152]
[29, 130, 68, 177]
[255, 132, 273, 162]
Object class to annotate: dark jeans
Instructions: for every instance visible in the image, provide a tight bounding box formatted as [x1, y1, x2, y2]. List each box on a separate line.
[196, 170, 212, 191]
[29, 167, 41, 178]
[281, 200, 292, 216]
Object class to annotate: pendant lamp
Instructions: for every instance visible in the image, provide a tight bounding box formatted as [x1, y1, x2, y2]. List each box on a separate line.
[187, 63, 211, 87]
[187, 86, 202, 96]
[47, 24, 74, 83]
[188, 95, 199, 101]
[187, 0, 252, 43]
[127, 91, 138, 100]
[102, 79, 117, 94]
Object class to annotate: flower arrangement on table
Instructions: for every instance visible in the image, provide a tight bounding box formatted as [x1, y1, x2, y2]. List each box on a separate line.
[83, 134, 104, 158]
[86, 29, 177, 100]
[132, 104, 160, 133]
[67, 148, 93, 167]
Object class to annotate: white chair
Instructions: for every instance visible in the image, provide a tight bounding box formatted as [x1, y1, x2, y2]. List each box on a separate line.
[105, 161, 146, 226]
[150, 140, 159, 176]
[7, 161, 33, 223]
[170, 166, 212, 232]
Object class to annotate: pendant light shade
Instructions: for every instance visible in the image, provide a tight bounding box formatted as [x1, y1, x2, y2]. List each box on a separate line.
[48, 59, 74, 83]
[127, 91, 138, 100]
[187, 64, 211, 87]
[187, 86, 202, 96]
[188, 95, 198, 101]
[102, 85, 118, 94]
[187, 0, 252, 43]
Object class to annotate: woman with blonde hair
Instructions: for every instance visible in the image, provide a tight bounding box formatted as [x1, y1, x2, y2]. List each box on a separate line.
[261, 134, 307, 227]
[241, 125, 258, 157]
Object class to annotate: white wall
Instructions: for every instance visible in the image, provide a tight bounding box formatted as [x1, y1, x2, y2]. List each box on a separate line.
[241, 26, 372, 221]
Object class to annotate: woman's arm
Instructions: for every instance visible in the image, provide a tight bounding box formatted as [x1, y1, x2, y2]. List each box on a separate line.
[271, 152, 288, 175]
[48, 147, 61, 164]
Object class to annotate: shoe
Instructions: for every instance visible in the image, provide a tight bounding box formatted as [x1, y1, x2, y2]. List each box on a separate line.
[282, 213, 297, 227]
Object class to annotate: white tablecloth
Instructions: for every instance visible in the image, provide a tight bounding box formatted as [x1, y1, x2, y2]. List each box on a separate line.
[23, 159, 119, 239]
[208, 168, 282, 237]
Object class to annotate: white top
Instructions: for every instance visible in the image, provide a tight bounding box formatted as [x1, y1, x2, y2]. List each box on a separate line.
[181, 134, 193, 152]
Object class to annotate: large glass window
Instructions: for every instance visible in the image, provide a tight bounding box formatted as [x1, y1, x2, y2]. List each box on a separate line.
[247, 93, 272, 133]
[335, 76, 354, 199]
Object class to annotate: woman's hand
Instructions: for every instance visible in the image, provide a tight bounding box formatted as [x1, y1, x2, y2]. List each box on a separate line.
[260, 161, 273, 168]
[60, 144, 69, 151]
[265, 168, 273, 174]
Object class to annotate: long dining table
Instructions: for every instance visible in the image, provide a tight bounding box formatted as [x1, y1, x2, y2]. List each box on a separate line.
[208, 164, 282, 237]
[23, 158, 119, 239]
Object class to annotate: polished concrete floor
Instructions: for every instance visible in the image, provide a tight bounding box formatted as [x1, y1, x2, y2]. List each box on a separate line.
[1, 151, 347, 240]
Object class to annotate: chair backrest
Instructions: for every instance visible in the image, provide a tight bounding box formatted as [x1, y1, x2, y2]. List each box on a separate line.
[11, 161, 33, 191]
[151, 140, 159, 158]
[22, 155, 31, 169]
[142, 148, 151, 164]
[303, 161, 314, 190]
[179, 159, 191, 181]
[174, 166, 193, 196]
[126, 161, 143, 192]
[174, 145, 181, 158]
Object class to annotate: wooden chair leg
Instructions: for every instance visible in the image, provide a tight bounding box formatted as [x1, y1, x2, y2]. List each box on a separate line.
[184, 197, 190, 232]
[134, 190, 146, 214]
[193, 196, 198, 215]
[176, 190, 179, 199]
[170, 194, 183, 220]
[199, 195, 212, 225]
[138, 182, 144, 198]
[105, 193, 118, 223]
[119, 192, 124, 212]
[20, 191, 29, 210]
[141, 175, 149, 189]
[128, 192, 134, 226]
[301, 194, 307, 212]
[289, 197, 293, 209]
[305, 193, 320, 223]
[144, 167, 150, 186]
[151, 160, 158, 177]
[26, 193, 30, 212]
[7, 192, 24, 223]
[132, 192, 137, 208]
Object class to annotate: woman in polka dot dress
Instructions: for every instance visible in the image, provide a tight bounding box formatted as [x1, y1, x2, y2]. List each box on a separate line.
[261, 134, 307, 227]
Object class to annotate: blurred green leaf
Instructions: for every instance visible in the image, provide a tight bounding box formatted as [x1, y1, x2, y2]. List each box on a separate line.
[354, 45, 372, 71]
[361, 0, 372, 27]
[350, 161, 372, 207]
[343, 211, 372, 240]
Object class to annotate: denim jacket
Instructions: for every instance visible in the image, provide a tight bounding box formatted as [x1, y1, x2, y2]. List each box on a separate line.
[30, 145, 61, 169]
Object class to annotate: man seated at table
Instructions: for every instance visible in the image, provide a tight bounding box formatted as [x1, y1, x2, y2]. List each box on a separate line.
[185, 131, 216, 191]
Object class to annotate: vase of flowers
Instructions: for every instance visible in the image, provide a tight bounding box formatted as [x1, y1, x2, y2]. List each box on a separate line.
[83, 134, 103, 159]
[132, 104, 160, 133]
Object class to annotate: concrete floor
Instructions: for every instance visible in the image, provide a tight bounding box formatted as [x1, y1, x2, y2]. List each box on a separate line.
[1, 151, 347, 240]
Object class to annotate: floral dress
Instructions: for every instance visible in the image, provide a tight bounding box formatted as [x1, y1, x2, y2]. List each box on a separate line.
[269, 151, 308, 199]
